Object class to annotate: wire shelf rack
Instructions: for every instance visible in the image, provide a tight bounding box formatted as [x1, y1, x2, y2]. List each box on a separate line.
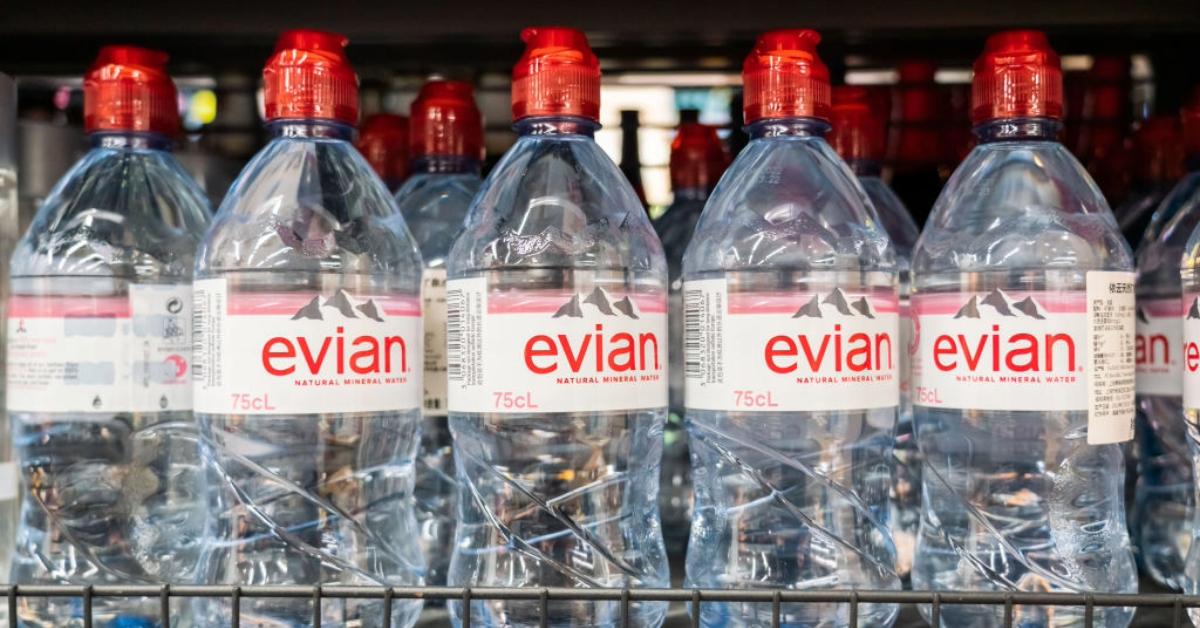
[2, 585, 1198, 628]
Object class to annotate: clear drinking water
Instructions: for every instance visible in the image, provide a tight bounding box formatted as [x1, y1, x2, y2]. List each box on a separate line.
[395, 157, 482, 587]
[446, 116, 670, 627]
[911, 119, 1138, 627]
[1131, 170, 1200, 591]
[682, 118, 900, 628]
[1182, 199, 1200, 626]
[8, 130, 211, 626]
[191, 120, 425, 627]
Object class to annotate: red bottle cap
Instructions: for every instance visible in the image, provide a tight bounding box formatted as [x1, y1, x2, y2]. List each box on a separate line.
[829, 86, 886, 164]
[1183, 86, 1200, 160]
[894, 60, 944, 123]
[670, 120, 729, 191]
[411, 80, 484, 161]
[512, 27, 600, 121]
[971, 30, 1063, 125]
[1132, 116, 1184, 183]
[263, 30, 358, 125]
[356, 114, 409, 185]
[83, 45, 179, 136]
[743, 30, 831, 124]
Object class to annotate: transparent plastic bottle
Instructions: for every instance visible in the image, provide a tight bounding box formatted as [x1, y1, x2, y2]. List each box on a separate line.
[191, 31, 424, 627]
[445, 27, 669, 628]
[911, 31, 1137, 628]
[6, 47, 211, 626]
[1181, 109, 1200, 626]
[888, 60, 950, 226]
[654, 109, 728, 557]
[1115, 116, 1184, 246]
[829, 85, 922, 585]
[393, 79, 484, 588]
[682, 31, 900, 628]
[1131, 103, 1200, 592]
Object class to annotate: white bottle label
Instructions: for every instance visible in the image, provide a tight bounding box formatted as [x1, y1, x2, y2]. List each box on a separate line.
[1184, 293, 1200, 415]
[682, 279, 899, 412]
[422, 268, 449, 417]
[192, 278, 422, 415]
[911, 271, 1135, 445]
[1136, 297, 1182, 396]
[7, 285, 193, 414]
[445, 276, 668, 414]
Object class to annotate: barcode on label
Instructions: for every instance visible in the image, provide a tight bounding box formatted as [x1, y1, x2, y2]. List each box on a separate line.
[446, 287, 465, 382]
[192, 279, 224, 391]
[684, 289, 704, 379]
[192, 287, 207, 382]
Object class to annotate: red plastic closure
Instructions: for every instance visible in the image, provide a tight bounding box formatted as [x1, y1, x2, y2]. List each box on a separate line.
[411, 80, 484, 160]
[971, 30, 1063, 125]
[263, 29, 358, 125]
[670, 120, 729, 191]
[829, 86, 886, 164]
[743, 29, 831, 124]
[84, 45, 179, 136]
[356, 114, 409, 185]
[512, 27, 600, 121]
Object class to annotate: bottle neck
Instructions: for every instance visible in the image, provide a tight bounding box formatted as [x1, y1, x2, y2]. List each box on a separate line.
[672, 186, 710, 203]
[973, 118, 1062, 144]
[747, 118, 831, 140]
[846, 159, 884, 177]
[89, 131, 173, 151]
[410, 156, 482, 176]
[515, 116, 599, 138]
[267, 119, 355, 141]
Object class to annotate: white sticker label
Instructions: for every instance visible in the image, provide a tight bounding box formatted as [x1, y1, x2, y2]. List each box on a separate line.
[6, 285, 193, 414]
[1183, 293, 1200, 415]
[192, 278, 422, 415]
[422, 268, 449, 417]
[445, 277, 667, 414]
[911, 272, 1135, 444]
[1085, 272, 1136, 444]
[1136, 297, 1182, 396]
[899, 296, 912, 402]
[682, 279, 899, 412]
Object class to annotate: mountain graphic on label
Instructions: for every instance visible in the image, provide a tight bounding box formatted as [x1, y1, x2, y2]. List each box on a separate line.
[792, 288, 875, 319]
[553, 287, 640, 319]
[1188, 297, 1200, 320]
[954, 289, 1045, 320]
[291, 289, 385, 322]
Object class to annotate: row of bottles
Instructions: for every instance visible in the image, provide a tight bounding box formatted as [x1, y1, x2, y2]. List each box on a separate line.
[9, 21, 1200, 628]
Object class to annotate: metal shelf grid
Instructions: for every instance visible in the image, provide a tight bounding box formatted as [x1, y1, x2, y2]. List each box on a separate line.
[4, 585, 1200, 628]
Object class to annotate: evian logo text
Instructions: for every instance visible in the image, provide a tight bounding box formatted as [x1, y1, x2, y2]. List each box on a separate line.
[1185, 297, 1200, 374]
[262, 289, 409, 377]
[524, 287, 661, 375]
[930, 289, 1077, 373]
[765, 288, 893, 374]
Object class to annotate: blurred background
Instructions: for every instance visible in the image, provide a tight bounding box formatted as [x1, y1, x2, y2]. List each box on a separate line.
[1, 0, 1199, 225]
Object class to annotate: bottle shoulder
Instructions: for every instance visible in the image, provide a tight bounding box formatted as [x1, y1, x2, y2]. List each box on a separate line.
[395, 173, 481, 264]
[12, 146, 212, 280]
[683, 136, 894, 276]
[1137, 173, 1200, 293]
[859, 176, 918, 260]
[448, 134, 664, 279]
[198, 136, 421, 277]
[914, 141, 1133, 277]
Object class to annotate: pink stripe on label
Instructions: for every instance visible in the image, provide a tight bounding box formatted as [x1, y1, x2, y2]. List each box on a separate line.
[1142, 298, 1183, 318]
[8, 295, 131, 318]
[725, 291, 899, 315]
[226, 292, 420, 317]
[913, 291, 1086, 316]
[487, 290, 667, 315]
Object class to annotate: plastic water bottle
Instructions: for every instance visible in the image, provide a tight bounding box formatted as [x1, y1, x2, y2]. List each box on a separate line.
[829, 85, 922, 585]
[6, 46, 211, 626]
[1182, 104, 1200, 625]
[682, 30, 900, 627]
[654, 110, 728, 555]
[445, 26, 669, 627]
[1115, 116, 1184, 245]
[1132, 101, 1200, 592]
[393, 79, 484, 588]
[191, 30, 425, 627]
[911, 31, 1137, 627]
